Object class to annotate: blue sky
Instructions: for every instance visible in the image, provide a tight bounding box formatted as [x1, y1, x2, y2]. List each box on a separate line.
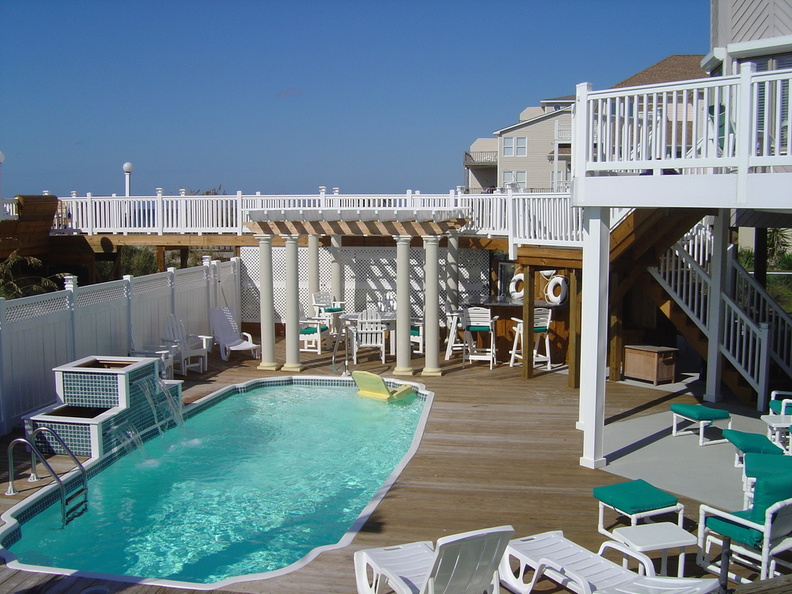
[1, 0, 709, 198]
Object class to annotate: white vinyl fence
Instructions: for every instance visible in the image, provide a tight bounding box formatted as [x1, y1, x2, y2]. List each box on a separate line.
[0, 259, 241, 434]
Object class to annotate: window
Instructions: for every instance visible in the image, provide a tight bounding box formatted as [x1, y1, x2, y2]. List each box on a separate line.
[502, 137, 527, 157]
[743, 53, 792, 151]
[503, 170, 527, 188]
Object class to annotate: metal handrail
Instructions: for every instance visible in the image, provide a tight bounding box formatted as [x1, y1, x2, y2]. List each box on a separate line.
[6, 428, 88, 527]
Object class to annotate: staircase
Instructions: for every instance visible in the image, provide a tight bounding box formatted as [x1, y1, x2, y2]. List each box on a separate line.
[645, 223, 792, 409]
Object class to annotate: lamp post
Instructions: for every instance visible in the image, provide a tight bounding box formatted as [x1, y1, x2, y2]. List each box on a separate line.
[123, 162, 133, 197]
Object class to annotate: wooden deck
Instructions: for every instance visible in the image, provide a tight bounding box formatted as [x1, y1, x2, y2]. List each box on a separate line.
[0, 338, 770, 592]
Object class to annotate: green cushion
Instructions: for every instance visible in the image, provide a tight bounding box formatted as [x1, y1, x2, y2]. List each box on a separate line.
[751, 474, 792, 523]
[466, 325, 491, 332]
[706, 510, 763, 548]
[593, 479, 678, 514]
[533, 326, 548, 332]
[300, 326, 329, 335]
[410, 326, 421, 336]
[325, 307, 343, 313]
[670, 403, 730, 421]
[769, 400, 792, 415]
[744, 453, 792, 479]
[722, 429, 784, 455]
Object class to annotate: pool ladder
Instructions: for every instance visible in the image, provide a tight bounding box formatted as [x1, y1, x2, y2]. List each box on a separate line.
[6, 427, 89, 527]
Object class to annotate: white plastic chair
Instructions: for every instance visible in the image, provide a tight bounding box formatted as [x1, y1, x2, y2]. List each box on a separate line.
[509, 308, 552, 369]
[697, 475, 792, 583]
[298, 305, 330, 354]
[312, 290, 344, 333]
[769, 389, 792, 415]
[500, 530, 718, 594]
[209, 307, 260, 362]
[444, 304, 464, 360]
[163, 314, 212, 375]
[410, 318, 424, 354]
[355, 525, 514, 594]
[351, 307, 387, 365]
[129, 327, 175, 379]
[462, 306, 499, 369]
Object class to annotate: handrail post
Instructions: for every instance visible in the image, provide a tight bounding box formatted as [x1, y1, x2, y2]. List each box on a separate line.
[236, 190, 244, 235]
[757, 322, 772, 411]
[156, 188, 164, 235]
[735, 62, 756, 206]
[86, 192, 95, 235]
[572, 82, 593, 207]
[507, 189, 516, 260]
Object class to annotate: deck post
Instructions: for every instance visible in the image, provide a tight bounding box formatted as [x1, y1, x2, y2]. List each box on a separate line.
[394, 235, 414, 376]
[446, 231, 459, 309]
[256, 235, 280, 371]
[281, 234, 303, 373]
[705, 210, 728, 401]
[578, 206, 609, 469]
[422, 235, 442, 376]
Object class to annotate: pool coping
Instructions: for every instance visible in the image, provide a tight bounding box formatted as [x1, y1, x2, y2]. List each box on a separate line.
[0, 374, 434, 590]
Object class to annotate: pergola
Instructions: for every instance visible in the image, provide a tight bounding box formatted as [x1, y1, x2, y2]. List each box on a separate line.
[245, 208, 469, 376]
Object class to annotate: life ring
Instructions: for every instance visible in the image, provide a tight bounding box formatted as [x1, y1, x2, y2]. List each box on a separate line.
[545, 276, 568, 305]
[508, 273, 524, 299]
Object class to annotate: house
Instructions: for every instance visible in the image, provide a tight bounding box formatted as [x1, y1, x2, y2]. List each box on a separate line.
[574, 0, 792, 469]
[463, 56, 706, 194]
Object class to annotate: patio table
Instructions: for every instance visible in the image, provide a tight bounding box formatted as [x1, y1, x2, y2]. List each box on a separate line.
[612, 522, 697, 577]
[760, 414, 792, 452]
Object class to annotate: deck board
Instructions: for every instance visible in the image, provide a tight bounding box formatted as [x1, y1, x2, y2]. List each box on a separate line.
[0, 336, 764, 592]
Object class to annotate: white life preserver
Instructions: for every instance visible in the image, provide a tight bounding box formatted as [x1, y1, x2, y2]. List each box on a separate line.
[508, 273, 524, 299]
[545, 276, 568, 305]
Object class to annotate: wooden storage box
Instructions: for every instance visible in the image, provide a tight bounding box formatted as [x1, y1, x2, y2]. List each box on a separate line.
[623, 345, 678, 385]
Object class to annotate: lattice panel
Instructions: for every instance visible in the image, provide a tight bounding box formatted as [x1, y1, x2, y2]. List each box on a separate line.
[75, 281, 127, 308]
[130, 272, 172, 295]
[238, 246, 489, 322]
[3, 292, 71, 324]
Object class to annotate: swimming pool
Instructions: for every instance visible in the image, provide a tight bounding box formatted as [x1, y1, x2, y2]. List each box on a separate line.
[0, 376, 432, 589]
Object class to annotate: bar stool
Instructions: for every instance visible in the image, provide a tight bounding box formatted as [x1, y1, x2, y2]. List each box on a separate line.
[509, 308, 552, 369]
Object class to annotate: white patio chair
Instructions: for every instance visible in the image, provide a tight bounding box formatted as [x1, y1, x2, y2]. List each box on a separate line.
[129, 327, 175, 379]
[768, 389, 792, 415]
[298, 304, 330, 354]
[509, 308, 552, 369]
[209, 307, 260, 362]
[462, 306, 499, 369]
[355, 525, 514, 594]
[500, 530, 718, 594]
[350, 307, 387, 365]
[163, 314, 212, 375]
[410, 318, 424, 354]
[697, 474, 792, 583]
[444, 304, 464, 360]
[312, 290, 344, 333]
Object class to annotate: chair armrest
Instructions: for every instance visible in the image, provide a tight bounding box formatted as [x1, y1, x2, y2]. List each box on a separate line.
[510, 317, 522, 323]
[598, 540, 657, 577]
[241, 331, 253, 342]
[491, 315, 500, 322]
[534, 557, 592, 594]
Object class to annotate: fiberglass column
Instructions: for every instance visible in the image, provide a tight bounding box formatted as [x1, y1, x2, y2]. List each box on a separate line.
[308, 234, 320, 315]
[257, 235, 280, 371]
[393, 235, 414, 376]
[331, 234, 344, 305]
[446, 231, 459, 309]
[422, 236, 442, 376]
[282, 234, 303, 373]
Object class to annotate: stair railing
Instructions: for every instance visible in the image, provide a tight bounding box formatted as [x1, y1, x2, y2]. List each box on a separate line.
[730, 257, 792, 379]
[650, 245, 711, 335]
[720, 295, 771, 405]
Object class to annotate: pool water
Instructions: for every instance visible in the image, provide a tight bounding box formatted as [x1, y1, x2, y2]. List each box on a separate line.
[6, 383, 427, 585]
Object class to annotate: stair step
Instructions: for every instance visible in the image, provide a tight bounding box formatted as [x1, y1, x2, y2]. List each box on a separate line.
[65, 487, 87, 506]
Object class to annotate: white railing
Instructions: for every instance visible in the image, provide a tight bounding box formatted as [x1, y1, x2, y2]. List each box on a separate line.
[0, 259, 241, 435]
[731, 258, 792, 378]
[651, 246, 711, 334]
[577, 63, 792, 175]
[52, 189, 606, 248]
[1, 199, 18, 220]
[721, 295, 771, 398]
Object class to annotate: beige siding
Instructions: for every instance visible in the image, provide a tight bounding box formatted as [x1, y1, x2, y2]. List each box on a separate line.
[498, 111, 571, 191]
[712, 0, 792, 47]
